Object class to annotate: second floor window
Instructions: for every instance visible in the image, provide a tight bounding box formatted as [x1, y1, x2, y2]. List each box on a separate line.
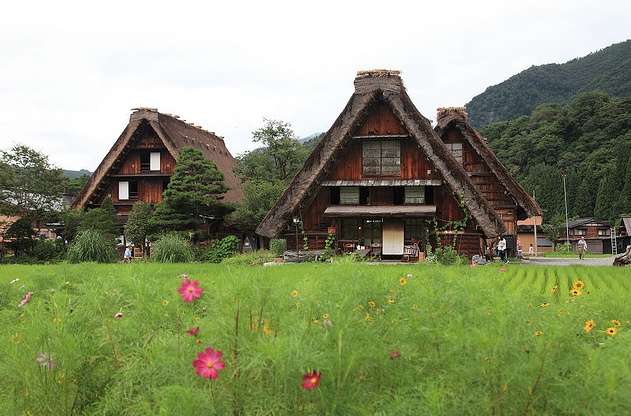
[446, 142, 463, 164]
[362, 140, 400, 176]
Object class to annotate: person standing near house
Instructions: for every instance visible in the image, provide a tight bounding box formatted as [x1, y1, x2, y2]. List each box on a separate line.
[497, 235, 508, 264]
[528, 243, 535, 257]
[123, 245, 133, 263]
[577, 237, 588, 260]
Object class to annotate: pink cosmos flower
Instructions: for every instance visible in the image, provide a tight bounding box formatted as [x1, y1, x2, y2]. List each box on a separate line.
[187, 327, 200, 336]
[192, 347, 225, 380]
[178, 278, 203, 303]
[18, 292, 33, 307]
[302, 370, 321, 390]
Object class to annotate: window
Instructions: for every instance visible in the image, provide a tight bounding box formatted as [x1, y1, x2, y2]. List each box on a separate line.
[119, 181, 129, 200]
[340, 187, 359, 205]
[129, 181, 138, 200]
[330, 187, 340, 205]
[140, 152, 151, 172]
[404, 186, 425, 204]
[150, 152, 161, 171]
[574, 229, 586, 236]
[446, 142, 463, 163]
[598, 229, 610, 236]
[362, 219, 382, 246]
[340, 219, 359, 240]
[405, 219, 425, 243]
[362, 140, 400, 176]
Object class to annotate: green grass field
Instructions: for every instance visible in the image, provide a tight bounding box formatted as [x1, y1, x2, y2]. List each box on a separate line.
[1, 262, 630, 415]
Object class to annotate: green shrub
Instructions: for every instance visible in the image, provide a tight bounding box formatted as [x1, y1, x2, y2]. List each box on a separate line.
[207, 235, 239, 263]
[151, 233, 194, 263]
[433, 245, 466, 265]
[221, 250, 276, 266]
[32, 239, 65, 262]
[270, 239, 287, 257]
[67, 230, 116, 263]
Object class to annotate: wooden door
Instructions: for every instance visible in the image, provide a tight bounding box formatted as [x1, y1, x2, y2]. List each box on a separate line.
[382, 220, 404, 255]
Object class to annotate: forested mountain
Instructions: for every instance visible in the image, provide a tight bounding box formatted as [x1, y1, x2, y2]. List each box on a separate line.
[481, 91, 631, 225]
[466, 40, 631, 126]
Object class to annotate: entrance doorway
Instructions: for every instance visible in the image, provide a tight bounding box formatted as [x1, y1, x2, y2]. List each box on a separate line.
[382, 220, 404, 255]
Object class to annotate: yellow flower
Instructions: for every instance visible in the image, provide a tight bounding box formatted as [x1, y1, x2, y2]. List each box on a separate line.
[584, 319, 595, 333]
[572, 280, 585, 290]
[262, 320, 272, 336]
[322, 313, 330, 320]
[399, 277, 408, 286]
[539, 303, 550, 308]
[569, 288, 582, 297]
[290, 290, 299, 298]
[606, 327, 618, 336]
[551, 285, 559, 294]
[368, 300, 376, 309]
[364, 313, 373, 322]
[195, 338, 202, 344]
[534, 330, 544, 337]
[161, 300, 169, 306]
[312, 319, 320, 325]
[387, 297, 396, 304]
[611, 320, 621, 327]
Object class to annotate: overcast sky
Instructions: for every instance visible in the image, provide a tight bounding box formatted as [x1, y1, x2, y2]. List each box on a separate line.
[1, 0, 630, 171]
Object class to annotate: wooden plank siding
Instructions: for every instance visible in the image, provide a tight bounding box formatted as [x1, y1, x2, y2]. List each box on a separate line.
[442, 127, 518, 235]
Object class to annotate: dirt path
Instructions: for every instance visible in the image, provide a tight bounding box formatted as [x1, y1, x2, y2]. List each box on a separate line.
[523, 256, 615, 267]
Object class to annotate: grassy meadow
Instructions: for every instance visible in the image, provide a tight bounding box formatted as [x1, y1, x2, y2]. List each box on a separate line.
[1, 262, 630, 415]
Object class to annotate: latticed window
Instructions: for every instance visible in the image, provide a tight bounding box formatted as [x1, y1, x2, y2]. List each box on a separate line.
[362, 140, 400, 176]
[404, 186, 425, 204]
[446, 142, 463, 163]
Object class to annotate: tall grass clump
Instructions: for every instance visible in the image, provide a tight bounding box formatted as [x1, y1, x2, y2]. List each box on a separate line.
[151, 233, 194, 263]
[66, 230, 116, 263]
[221, 250, 276, 266]
[270, 239, 287, 256]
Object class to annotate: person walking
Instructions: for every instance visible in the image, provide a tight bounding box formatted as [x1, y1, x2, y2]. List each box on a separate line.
[528, 243, 535, 257]
[123, 245, 133, 263]
[577, 237, 588, 260]
[497, 235, 508, 264]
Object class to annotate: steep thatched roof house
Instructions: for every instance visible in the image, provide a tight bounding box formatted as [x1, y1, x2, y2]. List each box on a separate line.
[435, 107, 542, 235]
[257, 70, 525, 257]
[73, 108, 243, 221]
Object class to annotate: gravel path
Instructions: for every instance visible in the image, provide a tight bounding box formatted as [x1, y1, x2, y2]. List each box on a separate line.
[523, 256, 615, 267]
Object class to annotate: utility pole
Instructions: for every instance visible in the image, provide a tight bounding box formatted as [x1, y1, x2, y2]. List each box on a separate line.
[562, 173, 570, 246]
[533, 189, 538, 257]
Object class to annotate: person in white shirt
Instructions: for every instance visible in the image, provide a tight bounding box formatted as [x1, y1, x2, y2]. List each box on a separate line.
[123, 246, 133, 263]
[577, 237, 588, 260]
[528, 244, 535, 257]
[497, 236, 508, 263]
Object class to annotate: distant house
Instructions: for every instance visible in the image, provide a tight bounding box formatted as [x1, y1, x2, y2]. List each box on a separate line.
[72, 108, 244, 222]
[556, 218, 613, 254]
[516, 216, 553, 254]
[256, 70, 541, 258]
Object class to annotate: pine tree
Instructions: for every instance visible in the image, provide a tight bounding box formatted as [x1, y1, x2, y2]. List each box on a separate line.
[594, 166, 618, 223]
[573, 173, 597, 218]
[150, 148, 233, 233]
[620, 157, 631, 216]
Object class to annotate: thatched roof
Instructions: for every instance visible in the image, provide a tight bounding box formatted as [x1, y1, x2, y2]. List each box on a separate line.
[435, 107, 542, 219]
[72, 108, 244, 209]
[256, 70, 506, 239]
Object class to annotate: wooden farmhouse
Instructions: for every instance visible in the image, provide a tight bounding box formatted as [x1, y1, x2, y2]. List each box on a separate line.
[256, 70, 541, 258]
[72, 108, 244, 222]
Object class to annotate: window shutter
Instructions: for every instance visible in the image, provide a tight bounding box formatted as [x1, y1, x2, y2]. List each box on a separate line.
[340, 187, 360, 205]
[404, 186, 425, 204]
[150, 152, 161, 171]
[119, 181, 129, 200]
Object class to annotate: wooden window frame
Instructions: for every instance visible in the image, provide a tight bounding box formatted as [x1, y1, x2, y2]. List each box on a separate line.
[362, 139, 401, 177]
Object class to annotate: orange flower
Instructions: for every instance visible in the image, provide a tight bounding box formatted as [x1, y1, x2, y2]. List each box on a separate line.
[572, 280, 585, 290]
[606, 327, 618, 336]
[611, 319, 621, 327]
[534, 330, 544, 337]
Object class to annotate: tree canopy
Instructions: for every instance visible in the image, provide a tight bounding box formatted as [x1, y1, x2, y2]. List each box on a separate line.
[467, 40, 631, 126]
[482, 92, 631, 224]
[0, 144, 66, 221]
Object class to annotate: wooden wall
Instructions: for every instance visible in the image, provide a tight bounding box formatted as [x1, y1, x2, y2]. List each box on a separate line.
[118, 150, 176, 175]
[442, 127, 517, 234]
[355, 103, 406, 136]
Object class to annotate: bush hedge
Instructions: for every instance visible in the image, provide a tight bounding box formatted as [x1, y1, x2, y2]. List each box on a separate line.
[151, 233, 194, 263]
